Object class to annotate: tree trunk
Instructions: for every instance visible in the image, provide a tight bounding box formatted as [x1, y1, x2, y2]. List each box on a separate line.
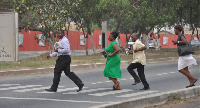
[142, 34, 149, 49]
[87, 24, 96, 54]
[66, 21, 70, 38]
[81, 28, 88, 56]
[196, 27, 200, 41]
[155, 34, 161, 50]
[189, 28, 195, 43]
[123, 34, 130, 49]
[189, 7, 194, 43]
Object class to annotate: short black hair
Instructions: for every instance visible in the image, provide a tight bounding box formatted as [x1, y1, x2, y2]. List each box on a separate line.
[58, 30, 65, 35]
[110, 31, 119, 39]
[174, 25, 183, 32]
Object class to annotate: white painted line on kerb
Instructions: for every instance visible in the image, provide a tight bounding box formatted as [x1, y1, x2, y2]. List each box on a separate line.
[13, 86, 65, 92]
[37, 87, 88, 93]
[0, 85, 42, 90]
[116, 90, 158, 97]
[89, 89, 132, 96]
[0, 84, 20, 87]
[0, 97, 104, 104]
[63, 88, 111, 95]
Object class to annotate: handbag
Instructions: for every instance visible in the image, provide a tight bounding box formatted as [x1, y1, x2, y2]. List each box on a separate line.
[177, 42, 194, 56]
[101, 51, 107, 58]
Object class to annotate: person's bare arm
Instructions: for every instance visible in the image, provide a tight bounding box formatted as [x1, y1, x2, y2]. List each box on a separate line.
[108, 44, 120, 56]
[172, 36, 187, 45]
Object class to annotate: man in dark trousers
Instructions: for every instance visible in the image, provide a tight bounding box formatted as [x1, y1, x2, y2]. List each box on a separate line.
[45, 30, 84, 92]
[126, 33, 150, 90]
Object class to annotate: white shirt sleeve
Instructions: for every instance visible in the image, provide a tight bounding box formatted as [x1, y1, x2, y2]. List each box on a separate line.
[50, 52, 57, 57]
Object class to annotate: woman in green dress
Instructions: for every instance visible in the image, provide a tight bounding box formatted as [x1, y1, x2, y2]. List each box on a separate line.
[103, 31, 122, 90]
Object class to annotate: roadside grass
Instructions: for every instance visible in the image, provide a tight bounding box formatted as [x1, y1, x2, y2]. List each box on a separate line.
[0, 48, 199, 71]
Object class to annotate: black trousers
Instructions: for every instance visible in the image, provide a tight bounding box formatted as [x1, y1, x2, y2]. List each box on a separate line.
[127, 63, 149, 88]
[51, 55, 82, 90]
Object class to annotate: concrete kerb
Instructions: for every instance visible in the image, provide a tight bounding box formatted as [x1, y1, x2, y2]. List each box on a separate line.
[90, 86, 200, 108]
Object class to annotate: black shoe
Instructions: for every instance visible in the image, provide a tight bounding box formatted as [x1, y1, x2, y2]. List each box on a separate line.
[192, 79, 198, 85]
[132, 80, 141, 85]
[140, 87, 150, 90]
[186, 84, 195, 88]
[45, 88, 57, 92]
[77, 83, 84, 92]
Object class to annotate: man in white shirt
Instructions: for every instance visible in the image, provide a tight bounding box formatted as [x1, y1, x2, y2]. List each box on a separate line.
[127, 33, 150, 90]
[45, 30, 84, 92]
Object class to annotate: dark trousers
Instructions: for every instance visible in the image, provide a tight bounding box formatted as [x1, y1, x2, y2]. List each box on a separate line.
[127, 63, 149, 88]
[51, 55, 82, 90]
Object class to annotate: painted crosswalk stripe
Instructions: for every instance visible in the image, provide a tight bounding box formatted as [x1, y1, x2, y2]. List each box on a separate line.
[170, 72, 176, 74]
[0, 85, 42, 91]
[105, 81, 111, 83]
[63, 88, 111, 95]
[89, 89, 132, 96]
[116, 90, 158, 97]
[0, 84, 20, 87]
[13, 86, 65, 92]
[37, 87, 88, 93]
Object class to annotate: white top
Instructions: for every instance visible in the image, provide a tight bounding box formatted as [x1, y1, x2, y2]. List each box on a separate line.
[50, 36, 71, 57]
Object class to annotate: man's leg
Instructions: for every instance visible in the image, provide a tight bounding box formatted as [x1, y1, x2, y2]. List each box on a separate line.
[127, 63, 140, 83]
[46, 58, 63, 92]
[64, 56, 84, 92]
[137, 64, 149, 89]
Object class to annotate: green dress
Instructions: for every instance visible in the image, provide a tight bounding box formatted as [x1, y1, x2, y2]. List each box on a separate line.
[103, 41, 121, 78]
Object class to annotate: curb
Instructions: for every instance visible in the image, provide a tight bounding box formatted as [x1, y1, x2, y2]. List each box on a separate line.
[90, 86, 200, 108]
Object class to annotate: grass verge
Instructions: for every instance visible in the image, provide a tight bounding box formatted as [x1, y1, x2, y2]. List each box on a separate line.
[0, 48, 199, 71]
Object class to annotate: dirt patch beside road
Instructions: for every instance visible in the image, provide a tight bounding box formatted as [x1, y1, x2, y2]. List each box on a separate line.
[145, 95, 200, 108]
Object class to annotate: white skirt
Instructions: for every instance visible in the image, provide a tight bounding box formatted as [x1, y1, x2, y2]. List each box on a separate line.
[178, 54, 197, 70]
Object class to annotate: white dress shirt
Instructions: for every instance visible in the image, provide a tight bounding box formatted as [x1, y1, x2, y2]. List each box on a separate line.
[50, 36, 71, 57]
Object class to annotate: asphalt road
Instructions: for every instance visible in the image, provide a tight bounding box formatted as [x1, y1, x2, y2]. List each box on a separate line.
[0, 61, 199, 108]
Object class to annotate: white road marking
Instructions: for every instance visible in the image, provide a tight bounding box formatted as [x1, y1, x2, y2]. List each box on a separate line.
[130, 78, 134, 79]
[89, 89, 132, 96]
[0, 84, 20, 87]
[37, 87, 88, 93]
[13, 86, 65, 92]
[63, 88, 111, 95]
[0, 97, 104, 104]
[157, 72, 176, 76]
[0, 85, 42, 90]
[170, 72, 176, 73]
[105, 81, 112, 83]
[91, 83, 97, 85]
[120, 79, 127, 81]
[116, 90, 158, 97]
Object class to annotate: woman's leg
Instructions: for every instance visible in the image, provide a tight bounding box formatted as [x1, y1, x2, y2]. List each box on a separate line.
[109, 77, 121, 90]
[185, 67, 197, 84]
[179, 66, 196, 84]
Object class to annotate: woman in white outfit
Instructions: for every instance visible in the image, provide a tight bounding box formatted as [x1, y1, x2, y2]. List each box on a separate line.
[172, 25, 198, 88]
